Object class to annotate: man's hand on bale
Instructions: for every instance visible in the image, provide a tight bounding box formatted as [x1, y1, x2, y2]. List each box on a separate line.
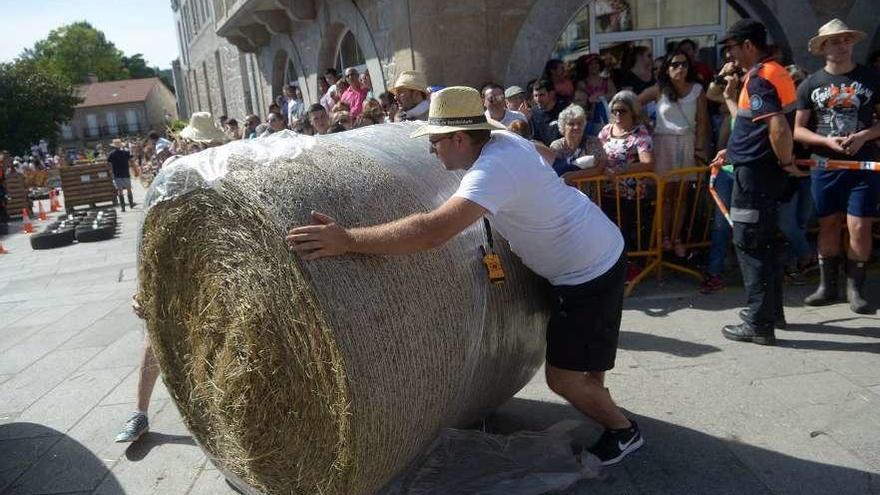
[286, 211, 351, 260]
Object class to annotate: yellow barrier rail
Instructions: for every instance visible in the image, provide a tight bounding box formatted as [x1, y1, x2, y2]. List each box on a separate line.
[659, 166, 714, 281]
[570, 171, 663, 296]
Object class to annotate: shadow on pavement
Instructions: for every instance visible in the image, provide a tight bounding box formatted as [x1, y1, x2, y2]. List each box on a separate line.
[490, 399, 878, 495]
[619, 331, 721, 357]
[0, 422, 124, 494]
[125, 431, 197, 461]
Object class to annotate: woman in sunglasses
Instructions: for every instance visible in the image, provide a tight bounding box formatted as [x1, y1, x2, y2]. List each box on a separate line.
[639, 49, 709, 257]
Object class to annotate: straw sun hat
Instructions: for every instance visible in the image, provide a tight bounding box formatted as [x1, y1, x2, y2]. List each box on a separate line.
[809, 18, 866, 55]
[410, 86, 506, 138]
[390, 70, 428, 96]
[179, 112, 227, 143]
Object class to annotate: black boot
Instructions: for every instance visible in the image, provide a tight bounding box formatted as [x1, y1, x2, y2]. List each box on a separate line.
[804, 256, 839, 306]
[118, 193, 126, 212]
[846, 259, 871, 314]
[127, 190, 135, 208]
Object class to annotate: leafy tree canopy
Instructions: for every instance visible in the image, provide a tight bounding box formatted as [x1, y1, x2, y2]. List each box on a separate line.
[0, 59, 81, 155]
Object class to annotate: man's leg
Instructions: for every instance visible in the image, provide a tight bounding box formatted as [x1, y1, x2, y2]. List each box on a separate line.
[845, 214, 875, 314]
[545, 365, 629, 430]
[126, 187, 135, 209]
[117, 187, 126, 212]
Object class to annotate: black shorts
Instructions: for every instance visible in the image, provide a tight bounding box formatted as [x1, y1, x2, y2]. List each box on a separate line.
[546, 253, 626, 372]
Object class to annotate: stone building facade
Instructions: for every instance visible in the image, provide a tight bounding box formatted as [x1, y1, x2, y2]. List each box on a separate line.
[171, 0, 880, 122]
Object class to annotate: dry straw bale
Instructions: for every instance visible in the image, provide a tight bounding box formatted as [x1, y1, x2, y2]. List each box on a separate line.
[139, 125, 549, 494]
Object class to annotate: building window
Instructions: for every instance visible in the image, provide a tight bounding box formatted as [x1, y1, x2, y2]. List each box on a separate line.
[61, 123, 74, 140]
[595, 0, 720, 34]
[86, 114, 99, 137]
[553, 0, 745, 72]
[126, 110, 139, 133]
[106, 111, 118, 135]
[335, 31, 365, 74]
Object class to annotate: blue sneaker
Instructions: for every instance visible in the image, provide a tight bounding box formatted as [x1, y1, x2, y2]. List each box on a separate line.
[115, 412, 149, 442]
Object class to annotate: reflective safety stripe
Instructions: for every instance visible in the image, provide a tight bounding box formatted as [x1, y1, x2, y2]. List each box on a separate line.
[730, 207, 760, 224]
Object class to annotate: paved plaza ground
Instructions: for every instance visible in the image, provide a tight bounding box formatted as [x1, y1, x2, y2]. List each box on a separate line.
[1, 181, 878, 494]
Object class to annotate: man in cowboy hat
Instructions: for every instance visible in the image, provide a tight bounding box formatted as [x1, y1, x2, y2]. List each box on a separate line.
[390, 70, 430, 121]
[107, 138, 135, 211]
[794, 19, 880, 314]
[286, 86, 643, 466]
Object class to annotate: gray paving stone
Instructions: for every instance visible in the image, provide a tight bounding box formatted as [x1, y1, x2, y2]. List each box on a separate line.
[0, 331, 80, 375]
[80, 331, 144, 371]
[14, 366, 133, 438]
[756, 370, 865, 409]
[100, 365, 171, 406]
[0, 347, 103, 417]
[186, 468, 239, 495]
[0, 324, 46, 354]
[92, 400, 204, 495]
[61, 312, 142, 350]
[0, 433, 60, 494]
[5, 435, 115, 494]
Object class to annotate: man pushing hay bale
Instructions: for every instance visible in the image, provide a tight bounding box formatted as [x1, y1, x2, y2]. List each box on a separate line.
[138, 123, 548, 494]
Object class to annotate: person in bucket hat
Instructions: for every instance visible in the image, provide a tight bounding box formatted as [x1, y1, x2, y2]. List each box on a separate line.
[390, 70, 430, 121]
[179, 112, 228, 144]
[287, 86, 644, 466]
[794, 18, 880, 314]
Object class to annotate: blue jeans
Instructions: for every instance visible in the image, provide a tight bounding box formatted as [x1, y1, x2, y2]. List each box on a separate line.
[777, 177, 814, 262]
[707, 169, 734, 276]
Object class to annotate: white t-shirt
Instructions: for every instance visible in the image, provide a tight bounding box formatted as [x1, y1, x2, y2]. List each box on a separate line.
[485, 109, 527, 127]
[454, 131, 624, 286]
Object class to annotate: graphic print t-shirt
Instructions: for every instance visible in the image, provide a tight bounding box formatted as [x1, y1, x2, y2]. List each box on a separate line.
[797, 65, 880, 161]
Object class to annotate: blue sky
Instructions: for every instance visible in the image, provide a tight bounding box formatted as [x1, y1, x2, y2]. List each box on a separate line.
[0, 0, 179, 69]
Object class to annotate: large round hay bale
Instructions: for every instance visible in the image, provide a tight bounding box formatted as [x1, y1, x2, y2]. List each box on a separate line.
[138, 125, 549, 494]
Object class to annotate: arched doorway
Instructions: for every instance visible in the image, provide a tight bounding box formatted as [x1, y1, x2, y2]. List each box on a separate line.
[271, 50, 289, 102]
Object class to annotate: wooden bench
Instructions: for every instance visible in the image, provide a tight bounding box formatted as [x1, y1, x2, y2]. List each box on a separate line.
[4, 173, 29, 218]
[59, 163, 118, 213]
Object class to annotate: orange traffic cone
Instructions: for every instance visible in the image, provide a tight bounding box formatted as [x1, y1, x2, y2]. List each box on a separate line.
[37, 200, 48, 221]
[49, 190, 60, 212]
[0, 242, 8, 254]
[21, 209, 34, 234]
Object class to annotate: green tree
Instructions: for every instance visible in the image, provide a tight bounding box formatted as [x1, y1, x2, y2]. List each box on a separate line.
[0, 59, 81, 155]
[121, 53, 154, 79]
[22, 21, 125, 84]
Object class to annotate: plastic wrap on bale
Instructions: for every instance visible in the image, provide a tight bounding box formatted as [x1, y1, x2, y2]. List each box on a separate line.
[137, 124, 550, 495]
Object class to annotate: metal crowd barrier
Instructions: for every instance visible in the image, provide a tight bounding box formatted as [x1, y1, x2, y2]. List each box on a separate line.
[570, 171, 663, 296]
[658, 166, 714, 281]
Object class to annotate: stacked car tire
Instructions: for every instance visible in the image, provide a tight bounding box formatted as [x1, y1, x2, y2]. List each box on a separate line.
[30, 209, 118, 250]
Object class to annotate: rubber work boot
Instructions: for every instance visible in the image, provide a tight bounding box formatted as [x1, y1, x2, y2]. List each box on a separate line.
[846, 259, 871, 314]
[118, 193, 126, 212]
[804, 256, 839, 306]
[127, 190, 135, 209]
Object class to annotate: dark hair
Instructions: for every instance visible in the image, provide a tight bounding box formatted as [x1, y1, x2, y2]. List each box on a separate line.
[481, 82, 503, 94]
[328, 123, 347, 133]
[324, 68, 339, 77]
[525, 78, 538, 96]
[268, 111, 285, 121]
[624, 45, 652, 70]
[575, 54, 605, 81]
[461, 129, 491, 147]
[658, 49, 698, 102]
[532, 78, 554, 94]
[148, 131, 159, 140]
[678, 39, 698, 51]
[542, 59, 565, 80]
[308, 103, 326, 115]
[219, 115, 228, 121]
[226, 119, 238, 126]
[268, 103, 280, 112]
